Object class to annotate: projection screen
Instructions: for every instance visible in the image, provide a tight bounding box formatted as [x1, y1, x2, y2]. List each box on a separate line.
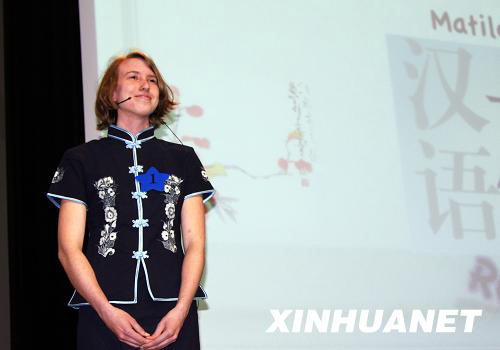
[79, 1, 500, 348]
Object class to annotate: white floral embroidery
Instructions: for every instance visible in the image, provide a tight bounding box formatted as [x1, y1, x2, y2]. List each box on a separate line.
[201, 167, 209, 182]
[51, 167, 65, 183]
[160, 174, 183, 253]
[94, 176, 118, 257]
[165, 203, 175, 219]
[103, 177, 114, 186]
[104, 207, 117, 223]
[161, 230, 174, 241]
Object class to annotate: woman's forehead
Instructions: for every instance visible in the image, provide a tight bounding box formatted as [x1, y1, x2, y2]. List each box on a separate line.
[118, 58, 155, 75]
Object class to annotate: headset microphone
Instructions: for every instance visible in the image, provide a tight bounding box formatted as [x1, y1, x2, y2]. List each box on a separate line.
[165, 124, 184, 145]
[115, 96, 184, 145]
[117, 97, 132, 105]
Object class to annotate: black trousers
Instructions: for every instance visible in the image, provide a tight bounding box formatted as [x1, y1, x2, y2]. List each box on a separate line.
[76, 269, 200, 349]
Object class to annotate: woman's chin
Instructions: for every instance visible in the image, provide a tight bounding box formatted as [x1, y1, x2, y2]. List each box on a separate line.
[122, 107, 156, 119]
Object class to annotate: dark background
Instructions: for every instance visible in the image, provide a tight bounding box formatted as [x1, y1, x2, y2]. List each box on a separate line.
[2, 0, 85, 348]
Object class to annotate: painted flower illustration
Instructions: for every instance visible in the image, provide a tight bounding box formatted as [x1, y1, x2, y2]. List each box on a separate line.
[295, 159, 312, 173]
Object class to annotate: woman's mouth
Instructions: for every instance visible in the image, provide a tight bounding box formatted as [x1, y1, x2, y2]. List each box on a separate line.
[135, 94, 151, 101]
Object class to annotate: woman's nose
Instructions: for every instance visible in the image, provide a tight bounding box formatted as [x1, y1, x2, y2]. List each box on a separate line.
[139, 78, 150, 90]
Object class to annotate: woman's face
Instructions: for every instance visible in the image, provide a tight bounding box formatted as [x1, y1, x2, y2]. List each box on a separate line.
[113, 58, 160, 120]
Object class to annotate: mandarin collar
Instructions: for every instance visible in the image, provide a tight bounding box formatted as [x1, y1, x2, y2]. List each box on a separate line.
[107, 124, 155, 145]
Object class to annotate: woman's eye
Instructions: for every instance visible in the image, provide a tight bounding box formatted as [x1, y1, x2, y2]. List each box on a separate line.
[149, 79, 158, 84]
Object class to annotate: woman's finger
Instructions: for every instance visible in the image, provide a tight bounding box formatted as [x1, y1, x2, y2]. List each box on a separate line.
[152, 335, 178, 350]
[119, 325, 148, 347]
[129, 317, 150, 337]
[141, 331, 171, 350]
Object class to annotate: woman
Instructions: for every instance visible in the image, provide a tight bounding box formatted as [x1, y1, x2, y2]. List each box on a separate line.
[47, 51, 215, 349]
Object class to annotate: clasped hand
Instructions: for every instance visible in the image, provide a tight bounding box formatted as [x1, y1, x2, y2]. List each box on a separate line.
[100, 304, 187, 349]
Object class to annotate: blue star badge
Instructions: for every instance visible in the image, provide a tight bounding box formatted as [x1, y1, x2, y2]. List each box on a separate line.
[135, 167, 170, 193]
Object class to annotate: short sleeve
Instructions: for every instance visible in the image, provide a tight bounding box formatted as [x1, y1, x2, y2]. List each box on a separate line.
[47, 151, 88, 209]
[183, 147, 215, 203]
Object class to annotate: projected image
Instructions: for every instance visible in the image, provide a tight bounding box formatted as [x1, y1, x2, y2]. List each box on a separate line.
[77, 0, 500, 348]
[387, 35, 500, 254]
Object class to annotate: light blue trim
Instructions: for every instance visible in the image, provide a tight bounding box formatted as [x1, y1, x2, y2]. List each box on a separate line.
[68, 299, 139, 309]
[107, 125, 155, 146]
[140, 258, 208, 301]
[108, 134, 130, 143]
[130, 133, 149, 306]
[68, 295, 207, 309]
[67, 255, 207, 309]
[184, 189, 216, 203]
[67, 248, 143, 309]
[133, 256, 141, 302]
[46, 193, 88, 209]
[140, 135, 155, 142]
[109, 124, 154, 138]
[109, 123, 135, 137]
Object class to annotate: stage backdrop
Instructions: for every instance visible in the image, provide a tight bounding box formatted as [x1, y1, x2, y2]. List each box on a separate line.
[79, 0, 500, 348]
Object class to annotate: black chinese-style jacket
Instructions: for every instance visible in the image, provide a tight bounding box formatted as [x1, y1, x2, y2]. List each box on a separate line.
[47, 124, 215, 309]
